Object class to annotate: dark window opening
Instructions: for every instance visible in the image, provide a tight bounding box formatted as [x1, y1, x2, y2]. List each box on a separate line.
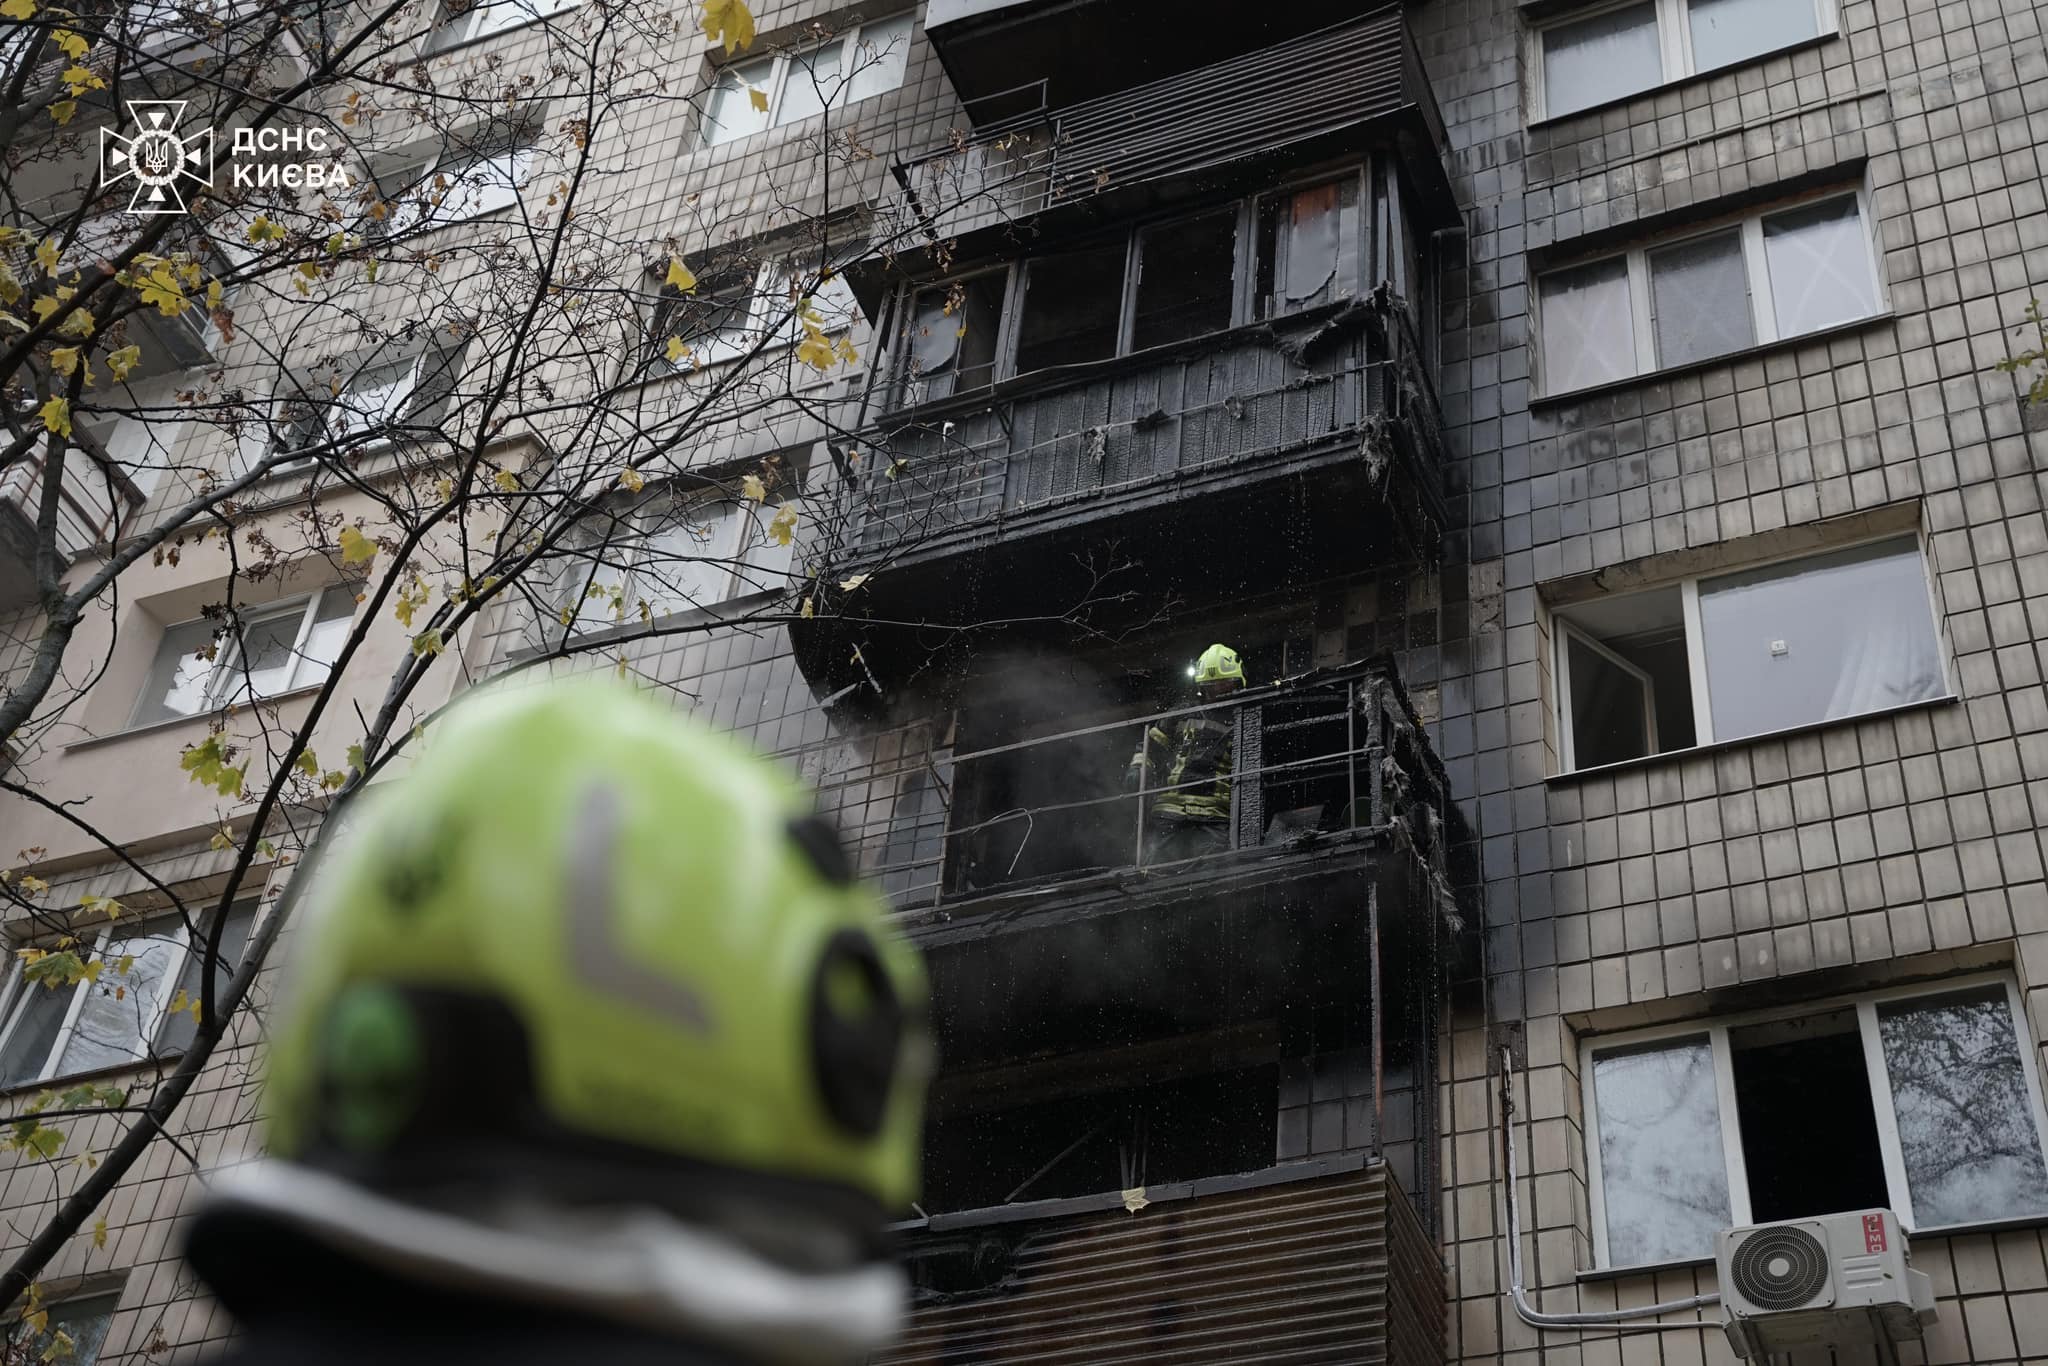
[1730, 1010, 1890, 1222]
[1557, 586, 1695, 770]
[1013, 243, 1127, 374]
[922, 1063, 1278, 1215]
[903, 274, 1003, 400]
[1255, 176, 1360, 319]
[1131, 208, 1238, 350]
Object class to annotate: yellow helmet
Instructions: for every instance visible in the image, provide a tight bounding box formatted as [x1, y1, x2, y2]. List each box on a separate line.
[1194, 642, 1246, 687]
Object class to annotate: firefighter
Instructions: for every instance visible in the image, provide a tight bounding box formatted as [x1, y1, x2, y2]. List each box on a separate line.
[182, 679, 931, 1366]
[1127, 642, 1248, 865]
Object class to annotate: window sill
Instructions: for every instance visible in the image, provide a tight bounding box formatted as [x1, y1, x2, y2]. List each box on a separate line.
[508, 587, 787, 662]
[1547, 693, 1959, 786]
[0, 1048, 187, 1102]
[418, 5, 575, 60]
[1531, 313, 1891, 410]
[1527, 30, 1840, 132]
[62, 681, 328, 754]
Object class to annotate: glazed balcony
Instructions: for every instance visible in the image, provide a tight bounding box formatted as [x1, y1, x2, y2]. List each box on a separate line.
[876, 1159, 1445, 1366]
[0, 427, 144, 610]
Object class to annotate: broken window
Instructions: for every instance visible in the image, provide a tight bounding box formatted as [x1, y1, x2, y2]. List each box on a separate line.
[1130, 208, 1238, 350]
[1585, 979, 2048, 1269]
[1254, 175, 1360, 319]
[901, 273, 1003, 402]
[1552, 535, 1945, 773]
[878, 763, 951, 905]
[922, 1063, 1278, 1214]
[1013, 243, 1126, 374]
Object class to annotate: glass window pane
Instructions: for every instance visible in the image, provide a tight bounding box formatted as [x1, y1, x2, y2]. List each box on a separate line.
[1879, 989, 2048, 1227]
[637, 501, 742, 614]
[1014, 244, 1126, 373]
[1132, 208, 1237, 350]
[1697, 536, 1945, 743]
[329, 358, 420, 441]
[846, 13, 912, 103]
[1688, 0, 1819, 74]
[1539, 257, 1635, 393]
[1566, 632, 1651, 769]
[1764, 197, 1880, 338]
[0, 981, 74, 1088]
[134, 618, 221, 725]
[219, 606, 303, 702]
[1592, 1038, 1733, 1266]
[436, 143, 530, 222]
[902, 276, 1002, 401]
[1255, 178, 1360, 319]
[734, 498, 799, 594]
[1543, 2, 1661, 118]
[1649, 230, 1753, 367]
[56, 926, 183, 1076]
[560, 518, 638, 633]
[10, 1292, 120, 1366]
[292, 586, 359, 685]
[704, 59, 774, 144]
[158, 902, 258, 1057]
[777, 41, 845, 124]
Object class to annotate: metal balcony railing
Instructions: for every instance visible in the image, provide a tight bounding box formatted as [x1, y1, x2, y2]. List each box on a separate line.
[822, 658, 1452, 917]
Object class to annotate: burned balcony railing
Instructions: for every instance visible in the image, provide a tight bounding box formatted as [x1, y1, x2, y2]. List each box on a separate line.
[829, 657, 1454, 920]
[877, 1158, 1445, 1366]
[831, 294, 1444, 581]
[893, 9, 1451, 233]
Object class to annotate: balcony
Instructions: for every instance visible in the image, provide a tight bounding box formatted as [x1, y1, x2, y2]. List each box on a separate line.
[879, 1158, 1444, 1366]
[0, 429, 143, 610]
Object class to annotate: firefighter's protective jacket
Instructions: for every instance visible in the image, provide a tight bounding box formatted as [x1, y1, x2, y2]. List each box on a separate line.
[1128, 713, 1234, 822]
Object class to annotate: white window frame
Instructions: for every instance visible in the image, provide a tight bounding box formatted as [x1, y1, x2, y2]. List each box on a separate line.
[1528, 0, 1839, 122]
[275, 353, 427, 459]
[1552, 619, 1659, 773]
[131, 585, 357, 727]
[651, 261, 860, 373]
[1551, 527, 1950, 775]
[699, 12, 913, 146]
[377, 140, 535, 237]
[1582, 973, 2048, 1270]
[424, 0, 576, 51]
[1533, 185, 1884, 399]
[554, 487, 801, 636]
[0, 919, 193, 1088]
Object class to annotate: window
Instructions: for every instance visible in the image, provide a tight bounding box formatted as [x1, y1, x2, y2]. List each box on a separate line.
[1584, 978, 2048, 1269]
[1533, 0, 1835, 120]
[132, 586, 358, 727]
[0, 903, 258, 1090]
[6, 1290, 120, 1366]
[899, 273, 1003, 403]
[552, 482, 801, 634]
[1013, 243, 1127, 375]
[1131, 207, 1238, 350]
[1254, 176, 1361, 319]
[1552, 535, 1945, 772]
[701, 14, 913, 146]
[1534, 190, 1882, 396]
[377, 140, 535, 236]
[275, 352, 445, 458]
[425, 0, 573, 49]
[647, 261, 860, 372]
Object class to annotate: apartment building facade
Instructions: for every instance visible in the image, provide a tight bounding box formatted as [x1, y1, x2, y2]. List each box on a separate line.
[4, 0, 2048, 1361]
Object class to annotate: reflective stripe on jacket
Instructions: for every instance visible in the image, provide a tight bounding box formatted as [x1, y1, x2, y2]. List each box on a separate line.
[1128, 715, 1233, 822]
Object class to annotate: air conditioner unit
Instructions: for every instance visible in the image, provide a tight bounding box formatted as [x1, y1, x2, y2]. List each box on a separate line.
[1716, 1210, 1936, 1359]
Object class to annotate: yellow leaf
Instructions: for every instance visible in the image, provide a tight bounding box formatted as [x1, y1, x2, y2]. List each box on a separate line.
[39, 397, 70, 438]
[0, 0, 33, 16]
[800, 595, 815, 619]
[33, 238, 58, 275]
[767, 503, 797, 547]
[48, 347, 78, 377]
[412, 629, 445, 657]
[1121, 1186, 1149, 1214]
[60, 64, 104, 95]
[748, 86, 769, 113]
[246, 216, 286, 244]
[664, 258, 697, 292]
[433, 477, 454, 500]
[18, 875, 47, 895]
[91, 1217, 105, 1250]
[49, 100, 76, 126]
[106, 344, 139, 381]
[116, 955, 133, 977]
[337, 526, 377, 565]
[664, 335, 686, 364]
[617, 467, 645, 492]
[838, 573, 870, 592]
[740, 473, 766, 502]
[52, 29, 86, 58]
[493, 469, 521, 493]
[700, 0, 754, 52]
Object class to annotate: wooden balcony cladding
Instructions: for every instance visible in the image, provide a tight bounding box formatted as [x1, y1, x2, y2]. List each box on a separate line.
[876, 1160, 1445, 1366]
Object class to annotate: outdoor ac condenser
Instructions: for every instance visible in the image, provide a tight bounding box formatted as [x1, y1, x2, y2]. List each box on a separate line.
[1716, 1209, 1937, 1359]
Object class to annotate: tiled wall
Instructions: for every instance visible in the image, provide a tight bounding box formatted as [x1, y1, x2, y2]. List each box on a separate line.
[1416, 0, 2048, 1361]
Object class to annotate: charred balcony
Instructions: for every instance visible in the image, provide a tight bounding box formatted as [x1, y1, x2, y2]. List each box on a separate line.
[799, 150, 1452, 699]
[876, 1159, 1445, 1366]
